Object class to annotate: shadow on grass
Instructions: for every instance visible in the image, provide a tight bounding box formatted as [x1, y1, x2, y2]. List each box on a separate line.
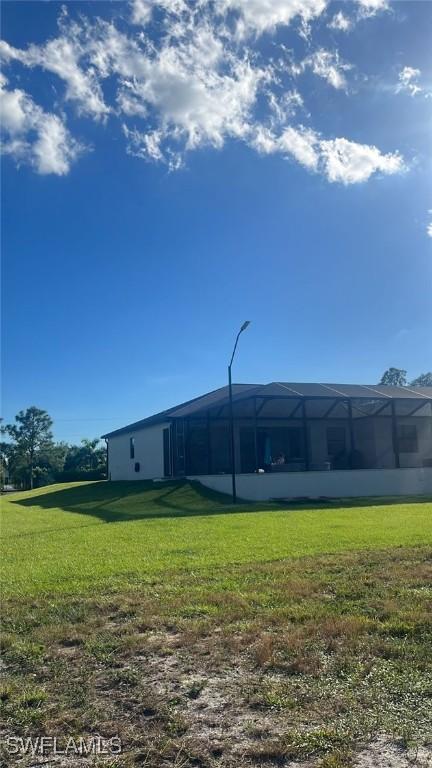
[9, 480, 239, 525]
[8, 479, 431, 527]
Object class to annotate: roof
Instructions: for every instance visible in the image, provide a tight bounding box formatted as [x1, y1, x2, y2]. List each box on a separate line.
[101, 382, 432, 439]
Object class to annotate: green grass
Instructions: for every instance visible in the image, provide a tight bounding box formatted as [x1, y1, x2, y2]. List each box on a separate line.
[1, 481, 431, 767]
[1, 480, 431, 596]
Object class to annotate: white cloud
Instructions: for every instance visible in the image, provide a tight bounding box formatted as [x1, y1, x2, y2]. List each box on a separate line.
[267, 89, 304, 124]
[278, 126, 319, 169]
[116, 84, 148, 117]
[253, 122, 404, 184]
[0, 75, 83, 174]
[427, 211, 432, 239]
[396, 66, 422, 97]
[319, 137, 404, 184]
[253, 124, 319, 169]
[251, 125, 278, 154]
[85, 18, 270, 159]
[0, 33, 109, 120]
[356, 0, 388, 18]
[0, 74, 27, 133]
[124, 124, 165, 162]
[131, 0, 153, 26]
[357, 0, 387, 7]
[32, 113, 80, 175]
[304, 48, 351, 90]
[218, 0, 327, 37]
[328, 11, 352, 32]
[130, 0, 190, 25]
[0, 1, 406, 185]
[328, 1, 387, 31]
[288, 48, 351, 90]
[3, 9, 270, 159]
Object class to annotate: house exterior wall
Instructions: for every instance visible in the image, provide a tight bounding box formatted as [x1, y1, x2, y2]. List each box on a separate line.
[188, 467, 432, 501]
[398, 415, 432, 468]
[107, 423, 169, 481]
[106, 410, 431, 483]
[362, 418, 394, 468]
[308, 419, 349, 469]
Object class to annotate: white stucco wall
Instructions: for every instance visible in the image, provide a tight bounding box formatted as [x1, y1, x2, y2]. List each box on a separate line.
[108, 423, 169, 481]
[188, 467, 432, 501]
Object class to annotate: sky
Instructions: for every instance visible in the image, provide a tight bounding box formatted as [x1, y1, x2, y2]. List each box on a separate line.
[1, 0, 431, 444]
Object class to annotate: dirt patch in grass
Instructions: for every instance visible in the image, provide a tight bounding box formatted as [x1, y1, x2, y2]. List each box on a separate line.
[1, 547, 432, 767]
[353, 737, 432, 768]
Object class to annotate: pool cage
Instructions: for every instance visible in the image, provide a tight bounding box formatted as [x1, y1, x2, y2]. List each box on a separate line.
[166, 383, 432, 477]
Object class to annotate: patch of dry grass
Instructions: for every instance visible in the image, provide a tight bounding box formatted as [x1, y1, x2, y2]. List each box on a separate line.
[1, 546, 432, 766]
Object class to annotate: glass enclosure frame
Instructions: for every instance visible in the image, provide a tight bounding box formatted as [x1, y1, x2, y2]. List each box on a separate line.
[167, 396, 432, 476]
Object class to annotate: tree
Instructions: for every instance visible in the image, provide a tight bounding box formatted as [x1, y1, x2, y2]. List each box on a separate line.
[0, 423, 13, 489]
[410, 372, 432, 387]
[33, 442, 69, 487]
[64, 438, 106, 474]
[80, 438, 106, 471]
[6, 407, 53, 489]
[379, 368, 407, 387]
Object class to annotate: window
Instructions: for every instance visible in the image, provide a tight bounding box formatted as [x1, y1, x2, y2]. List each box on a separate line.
[134, 462, 140, 473]
[327, 427, 346, 458]
[130, 437, 135, 459]
[398, 424, 418, 453]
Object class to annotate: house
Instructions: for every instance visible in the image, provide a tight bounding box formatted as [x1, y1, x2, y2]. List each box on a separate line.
[101, 382, 432, 500]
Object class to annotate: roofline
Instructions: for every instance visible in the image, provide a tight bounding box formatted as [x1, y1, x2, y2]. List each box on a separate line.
[102, 381, 432, 439]
[101, 383, 260, 438]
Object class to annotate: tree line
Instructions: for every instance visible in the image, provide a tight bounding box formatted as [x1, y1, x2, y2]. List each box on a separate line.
[1, 407, 106, 490]
[379, 369, 432, 387]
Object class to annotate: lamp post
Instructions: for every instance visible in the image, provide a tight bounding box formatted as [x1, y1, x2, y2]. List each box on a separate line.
[228, 321, 251, 503]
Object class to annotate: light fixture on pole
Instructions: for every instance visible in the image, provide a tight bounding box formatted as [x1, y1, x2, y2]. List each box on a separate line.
[228, 321, 251, 504]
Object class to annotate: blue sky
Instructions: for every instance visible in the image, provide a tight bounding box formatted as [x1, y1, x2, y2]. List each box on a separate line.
[1, 0, 431, 443]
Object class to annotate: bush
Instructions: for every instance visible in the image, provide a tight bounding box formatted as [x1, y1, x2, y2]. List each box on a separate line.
[54, 470, 106, 483]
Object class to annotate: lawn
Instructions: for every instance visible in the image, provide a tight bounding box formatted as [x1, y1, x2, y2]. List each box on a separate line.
[1, 481, 432, 767]
[2, 480, 431, 596]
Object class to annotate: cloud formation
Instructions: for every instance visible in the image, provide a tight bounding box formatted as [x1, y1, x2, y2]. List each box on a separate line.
[328, 11, 352, 32]
[252, 125, 404, 183]
[302, 48, 351, 90]
[0, 74, 83, 175]
[219, 0, 327, 37]
[356, 0, 388, 18]
[319, 137, 403, 184]
[0, 0, 404, 184]
[396, 66, 423, 97]
[0, 33, 109, 120]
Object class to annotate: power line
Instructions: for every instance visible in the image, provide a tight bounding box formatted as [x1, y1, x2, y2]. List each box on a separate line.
[1, 416, 132, 422]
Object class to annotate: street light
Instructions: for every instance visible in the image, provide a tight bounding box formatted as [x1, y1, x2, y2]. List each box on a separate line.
[228, 321, 251, 503]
